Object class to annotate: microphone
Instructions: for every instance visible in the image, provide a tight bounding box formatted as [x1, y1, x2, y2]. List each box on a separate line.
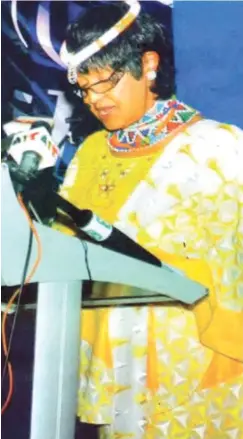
[8, 120, 59, 170]
[21, 169, 161, 266]
[7, 126, 160, 266]
[5, 121, 60, 194]
[54, 193, 161, 267]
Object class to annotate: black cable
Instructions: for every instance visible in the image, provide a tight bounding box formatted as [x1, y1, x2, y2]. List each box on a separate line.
[81, 240, 92, 282]
[1, 226, 34, 386]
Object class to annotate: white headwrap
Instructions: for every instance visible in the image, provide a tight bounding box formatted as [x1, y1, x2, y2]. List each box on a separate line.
[59, 0, 141, 84]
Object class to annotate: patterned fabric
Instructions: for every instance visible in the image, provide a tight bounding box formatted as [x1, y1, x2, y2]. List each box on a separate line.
[108, 100, 199, 154]
[57, 101, 243, 439]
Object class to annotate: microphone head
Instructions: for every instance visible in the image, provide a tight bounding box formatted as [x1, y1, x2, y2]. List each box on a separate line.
[8, 125, 59, 170]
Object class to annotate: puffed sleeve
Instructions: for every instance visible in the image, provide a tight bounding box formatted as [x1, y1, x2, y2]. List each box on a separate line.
[191, 122, 243, 361]
[114, 120, 243, 361]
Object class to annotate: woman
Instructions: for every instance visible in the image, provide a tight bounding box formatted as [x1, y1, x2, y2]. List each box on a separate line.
[57, 2, 243, 438]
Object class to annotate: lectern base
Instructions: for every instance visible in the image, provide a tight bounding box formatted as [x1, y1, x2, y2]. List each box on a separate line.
[29, 281, 82, 439]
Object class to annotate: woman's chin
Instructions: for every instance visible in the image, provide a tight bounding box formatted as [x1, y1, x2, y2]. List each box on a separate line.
[100, 118, 123, 131]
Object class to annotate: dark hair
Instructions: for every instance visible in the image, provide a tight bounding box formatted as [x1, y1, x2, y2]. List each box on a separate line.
[66, 2, 175, 100]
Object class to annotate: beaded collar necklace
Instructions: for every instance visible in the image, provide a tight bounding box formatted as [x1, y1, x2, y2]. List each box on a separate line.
[107, 99, 200, 157]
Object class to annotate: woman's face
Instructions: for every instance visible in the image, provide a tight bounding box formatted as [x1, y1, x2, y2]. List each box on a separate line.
[76, 55, 158, 131]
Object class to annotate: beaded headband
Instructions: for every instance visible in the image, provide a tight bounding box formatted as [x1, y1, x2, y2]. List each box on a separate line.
[60, 0, 141, 84]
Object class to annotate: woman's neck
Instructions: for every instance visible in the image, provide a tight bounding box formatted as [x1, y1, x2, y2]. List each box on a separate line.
[107, 98, 201, 157]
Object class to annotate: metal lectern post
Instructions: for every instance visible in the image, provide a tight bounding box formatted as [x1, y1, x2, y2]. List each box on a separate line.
[29, 281, 82, 439]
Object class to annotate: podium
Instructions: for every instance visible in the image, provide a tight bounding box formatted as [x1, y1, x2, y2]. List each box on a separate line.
[1, 163, 208, 439]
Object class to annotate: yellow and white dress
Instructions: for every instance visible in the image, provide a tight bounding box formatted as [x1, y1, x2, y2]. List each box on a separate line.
[57, 112, 243, 438]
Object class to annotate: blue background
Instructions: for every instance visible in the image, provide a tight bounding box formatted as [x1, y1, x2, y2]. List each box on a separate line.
[174, 0, 243, 127]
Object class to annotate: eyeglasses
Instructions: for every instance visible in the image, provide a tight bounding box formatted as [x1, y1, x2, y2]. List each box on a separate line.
[74, 69, 125, 100]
